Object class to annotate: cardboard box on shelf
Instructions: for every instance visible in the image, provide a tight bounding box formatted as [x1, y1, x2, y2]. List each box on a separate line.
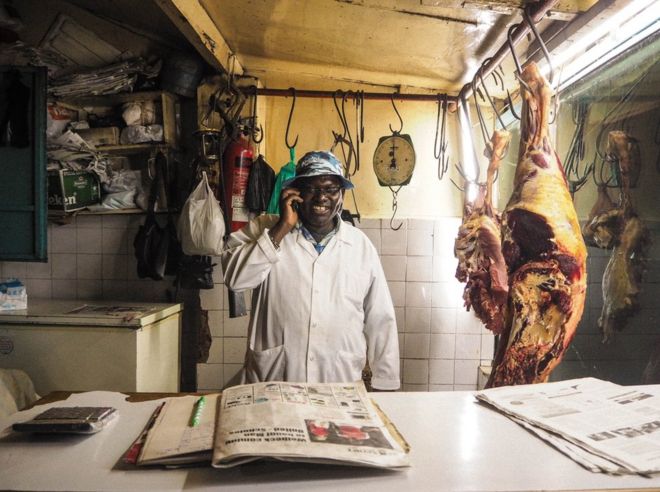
[75, 127, 120, 147]
[48, 170, 101, 212]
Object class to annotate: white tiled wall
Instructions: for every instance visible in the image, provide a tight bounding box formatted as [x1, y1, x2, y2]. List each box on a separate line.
[0, 215, 173, 303]
[550, 224, 660, 386]
[1, 215, 494, 393]
[196, 217, 494, 392]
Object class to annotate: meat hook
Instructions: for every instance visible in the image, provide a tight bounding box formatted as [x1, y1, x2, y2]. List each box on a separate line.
[471, 78, 492, 157]
[477, 66, 507, 131]
[388, 185, 404, 231]
[248, 85, 264, 144]
[523, 5, 554, 86]
[341, 90, 360, 175]
[389, 93, 404, 135]
[434, 93, 449, 180]
[285, 87, 299, 149]
[523, 5, 560, 124]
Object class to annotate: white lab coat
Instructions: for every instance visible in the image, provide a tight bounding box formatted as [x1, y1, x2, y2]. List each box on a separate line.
[221, 214, 400, 390]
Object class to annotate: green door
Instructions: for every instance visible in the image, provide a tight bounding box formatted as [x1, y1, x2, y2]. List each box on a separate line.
[0, 66, 47, 261]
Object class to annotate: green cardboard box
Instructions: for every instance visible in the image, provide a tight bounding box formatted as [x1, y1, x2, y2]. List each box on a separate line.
[48, 170, 101, 212]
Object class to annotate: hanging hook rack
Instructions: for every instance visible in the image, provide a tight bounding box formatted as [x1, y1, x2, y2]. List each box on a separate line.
[457, 0, 558, 104]
[285, 87, 299, 149]
[389, 93, 404, 135]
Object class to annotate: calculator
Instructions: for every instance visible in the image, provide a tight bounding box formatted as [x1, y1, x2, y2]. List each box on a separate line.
[12, 406, 117, 434]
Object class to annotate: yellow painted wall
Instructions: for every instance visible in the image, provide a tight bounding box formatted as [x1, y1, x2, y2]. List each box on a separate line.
[257, 92, 468, 219]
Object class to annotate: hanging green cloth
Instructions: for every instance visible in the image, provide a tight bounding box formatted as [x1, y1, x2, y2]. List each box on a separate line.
[266, 147, 296, 215]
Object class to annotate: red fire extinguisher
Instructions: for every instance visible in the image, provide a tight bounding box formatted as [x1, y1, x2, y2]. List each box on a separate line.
[222, 133, 254, 232]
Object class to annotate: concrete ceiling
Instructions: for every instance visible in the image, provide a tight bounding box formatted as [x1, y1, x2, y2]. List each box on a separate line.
[155, 0, 597, 93]
[61, 0, 599, 93]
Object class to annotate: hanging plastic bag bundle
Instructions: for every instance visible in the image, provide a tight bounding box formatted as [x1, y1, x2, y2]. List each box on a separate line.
[178, 171, 225, 255]
[266, 148, 296, 215]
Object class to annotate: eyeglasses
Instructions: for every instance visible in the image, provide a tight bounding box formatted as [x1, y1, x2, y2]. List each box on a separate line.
[299, 186, 342, 197]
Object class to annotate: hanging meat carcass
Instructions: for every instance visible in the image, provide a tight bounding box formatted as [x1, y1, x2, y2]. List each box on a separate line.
[582, 184, 618, 248]
[454, 130, 511, 334]
[487, 62, 588, 388]
[598, 131, 650, 343]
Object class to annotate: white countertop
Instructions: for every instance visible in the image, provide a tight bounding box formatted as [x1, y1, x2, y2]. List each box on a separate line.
[1, 389, 659, 491]
[0, 299, 183, 327]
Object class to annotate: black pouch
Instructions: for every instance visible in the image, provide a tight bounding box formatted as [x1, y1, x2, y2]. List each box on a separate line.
[134, 151, 178, 280]
[175, 255, 216, 289]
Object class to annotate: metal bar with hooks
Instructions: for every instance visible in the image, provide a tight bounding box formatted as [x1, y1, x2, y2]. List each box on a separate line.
[457, 0, 560, 103]
[245, 86, 458, 104]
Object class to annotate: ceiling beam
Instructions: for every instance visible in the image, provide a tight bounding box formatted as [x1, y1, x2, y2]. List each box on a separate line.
[154, 0, 244, 75]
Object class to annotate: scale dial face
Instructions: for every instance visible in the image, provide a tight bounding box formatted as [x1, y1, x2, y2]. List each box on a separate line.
[372, 134, 416, 186]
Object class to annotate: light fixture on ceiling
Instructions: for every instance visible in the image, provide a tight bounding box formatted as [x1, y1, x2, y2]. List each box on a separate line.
[547, 0, 660, 91]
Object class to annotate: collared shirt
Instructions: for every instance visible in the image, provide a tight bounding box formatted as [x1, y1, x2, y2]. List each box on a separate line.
[221, 214, 400, 390]
[296, 219, 339, 254]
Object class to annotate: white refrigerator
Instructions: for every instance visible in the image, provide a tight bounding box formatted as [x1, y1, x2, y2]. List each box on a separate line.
[0, 299, 182, 395]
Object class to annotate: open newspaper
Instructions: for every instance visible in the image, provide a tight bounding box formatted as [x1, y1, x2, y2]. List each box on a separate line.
[125, 381, 409, 469]
[212, 381, 410, 469]
[476, 377, 660, 475]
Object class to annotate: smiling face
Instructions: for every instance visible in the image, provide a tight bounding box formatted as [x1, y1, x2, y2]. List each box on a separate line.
[296, 175, 344, 236]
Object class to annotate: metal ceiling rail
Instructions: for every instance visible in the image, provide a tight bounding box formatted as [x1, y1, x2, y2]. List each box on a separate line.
[457, 0, 560, 103]
[246, 87, 458, 104]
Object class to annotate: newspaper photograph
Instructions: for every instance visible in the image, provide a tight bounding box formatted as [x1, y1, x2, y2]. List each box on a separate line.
[212, 381, 409, 469]
[476, 377, 660, 475]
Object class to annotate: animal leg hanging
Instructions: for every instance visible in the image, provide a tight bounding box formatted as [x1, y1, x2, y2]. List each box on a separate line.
[487, 62, 587, 388]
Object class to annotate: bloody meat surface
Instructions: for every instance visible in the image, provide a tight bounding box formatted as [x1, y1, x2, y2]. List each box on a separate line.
[487, 62, 587, 388]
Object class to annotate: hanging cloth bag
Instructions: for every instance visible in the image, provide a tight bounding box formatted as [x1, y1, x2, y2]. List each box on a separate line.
[133, 152, 177, 280]
[246, 154, 276, 214]
[266, 147, 296, 215]
[177, 171, 226, 255]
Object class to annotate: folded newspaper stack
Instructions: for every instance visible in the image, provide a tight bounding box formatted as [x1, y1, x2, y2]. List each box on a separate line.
[476, 377, 660, 475]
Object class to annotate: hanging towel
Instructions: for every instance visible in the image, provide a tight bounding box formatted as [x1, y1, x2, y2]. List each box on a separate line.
[266, 147, 296, 215]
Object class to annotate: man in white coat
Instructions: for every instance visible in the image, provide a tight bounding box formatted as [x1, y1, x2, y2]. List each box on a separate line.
[221, 150, 400, 390]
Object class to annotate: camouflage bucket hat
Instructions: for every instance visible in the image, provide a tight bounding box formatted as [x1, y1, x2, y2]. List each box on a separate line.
[282, 151, 354, 190]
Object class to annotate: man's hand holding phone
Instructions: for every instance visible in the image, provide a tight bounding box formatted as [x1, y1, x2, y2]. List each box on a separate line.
[269, 188, 303, 248]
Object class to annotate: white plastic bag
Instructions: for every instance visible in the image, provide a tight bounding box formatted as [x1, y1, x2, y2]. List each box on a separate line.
[178, 172, 225, 255]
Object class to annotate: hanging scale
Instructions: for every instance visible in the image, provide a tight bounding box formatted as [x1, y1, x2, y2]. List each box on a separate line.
[372, 94, 416, 230]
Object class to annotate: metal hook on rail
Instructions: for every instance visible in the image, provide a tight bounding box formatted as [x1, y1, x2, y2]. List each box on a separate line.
[523, 5, 555, 86]
[285, 87, 299, 149]
[477, 68, 507, 131]
[523, 5, 560, 124]
[434, 93, 449, 180]
[388, 185, 403, 231]
[248, 85, 264, 144]
[389, 93, 404, 134]
[471, 78, 492, 155]
[341, 90, 360, 175]
[504, 23, 530, 121]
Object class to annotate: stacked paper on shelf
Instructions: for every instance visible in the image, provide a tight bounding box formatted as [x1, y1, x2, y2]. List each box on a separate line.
[476, 377, 660, 475]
